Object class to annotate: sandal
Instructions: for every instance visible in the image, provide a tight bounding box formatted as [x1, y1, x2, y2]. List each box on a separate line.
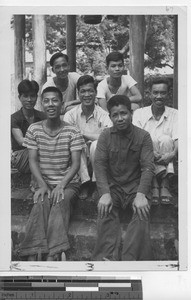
[160, 186, 173, 205]
[151, 187, 160, 206]
[161, 196, 173, 205]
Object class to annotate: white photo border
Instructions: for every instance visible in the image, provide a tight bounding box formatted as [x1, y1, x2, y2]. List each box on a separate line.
[0, 4, 187, 273]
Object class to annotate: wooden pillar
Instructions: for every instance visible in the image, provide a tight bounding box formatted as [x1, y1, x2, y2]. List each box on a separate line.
[129, 15, 145, 105]
[66, 15, 76, 72]
[32, 15, 46, 110]
[14, 15, 25, 111]
[173, 15, 178, 109]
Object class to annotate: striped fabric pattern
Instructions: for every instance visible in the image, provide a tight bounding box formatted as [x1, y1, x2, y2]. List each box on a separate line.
[23, 121, 86, 185]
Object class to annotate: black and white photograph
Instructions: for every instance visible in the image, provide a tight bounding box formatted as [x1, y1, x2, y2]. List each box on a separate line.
[0, 3, 189, 281]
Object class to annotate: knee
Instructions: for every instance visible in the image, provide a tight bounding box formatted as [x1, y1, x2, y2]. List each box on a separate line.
[159, 135, 174, 150]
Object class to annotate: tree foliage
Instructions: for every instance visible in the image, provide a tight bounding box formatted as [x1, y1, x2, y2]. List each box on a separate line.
[18, 14, 174, 75]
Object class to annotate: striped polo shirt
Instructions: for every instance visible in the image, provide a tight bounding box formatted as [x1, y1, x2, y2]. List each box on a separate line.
[23, 121, 86, 186]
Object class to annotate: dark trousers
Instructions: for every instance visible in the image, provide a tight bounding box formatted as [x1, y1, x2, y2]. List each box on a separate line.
[19, 183, 80, 259]
[92, 186, 153, 261]
[11, 148, 30, 173]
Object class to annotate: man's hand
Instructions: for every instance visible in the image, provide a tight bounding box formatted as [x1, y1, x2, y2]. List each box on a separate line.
[98, 193, 113, 219]
[51, 183, 65, 206]
[34, 185, 51, 204]
[132, 192, 150, 220]
[155, 152, 175, 165]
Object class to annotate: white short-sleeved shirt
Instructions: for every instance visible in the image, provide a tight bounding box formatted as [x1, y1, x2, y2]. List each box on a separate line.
[96, 74, 137, 101]
[42, 72, 80, 103]
[132, 105, 178, 141]
[63, 104, 113, 136]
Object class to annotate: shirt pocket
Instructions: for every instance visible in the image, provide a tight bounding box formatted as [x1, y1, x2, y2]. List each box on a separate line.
[129, 144, 141, 161]
[109, 148, 119, 164]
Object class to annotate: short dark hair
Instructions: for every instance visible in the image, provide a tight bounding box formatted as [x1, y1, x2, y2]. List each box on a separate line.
[49, 52, 69, 67]
[107, 95, 131, 114]
[151, 78, 170, 91]
[41, 86, 63, 102]
[18, 79, 39, 96]
[106, 52, 124, 67]
[77, 75, 97, 91]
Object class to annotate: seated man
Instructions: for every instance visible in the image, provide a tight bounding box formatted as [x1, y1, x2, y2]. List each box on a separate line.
[63, 75, 113, 197]
[93, 95, 154, 261]
[19, 86, 85, 261]
[11, 79, 45, 173]
[133, 78, 178, 205]
[97, 51, 142, 112]
[42, 52, 80, 113]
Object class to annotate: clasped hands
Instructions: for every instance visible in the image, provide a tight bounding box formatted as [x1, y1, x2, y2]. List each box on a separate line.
[33, 183, 65, 205]
[154, 151, 174, 166]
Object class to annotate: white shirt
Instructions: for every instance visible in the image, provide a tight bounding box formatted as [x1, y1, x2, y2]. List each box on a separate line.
[132, 105, 178, 141]
[42, 72, 80, 102]
[97, 74, 137, 101]
[63, 104, 113, 135]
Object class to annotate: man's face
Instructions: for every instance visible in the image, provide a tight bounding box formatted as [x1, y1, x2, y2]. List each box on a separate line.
[110, 104, 132, 131]
[52, 56, 70, 79]
[19, 92, 37, 110]
[107, 60, 124, 78]
[151, 83, 168, 108]
[41, 91, 62, 119]
[78, 83, 96, 108]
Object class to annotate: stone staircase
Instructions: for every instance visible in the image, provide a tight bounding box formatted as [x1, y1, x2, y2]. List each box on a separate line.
[11, 172, 178, 261]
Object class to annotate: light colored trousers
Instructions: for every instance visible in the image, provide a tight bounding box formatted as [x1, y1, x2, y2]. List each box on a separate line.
[79, 140, 97, 183]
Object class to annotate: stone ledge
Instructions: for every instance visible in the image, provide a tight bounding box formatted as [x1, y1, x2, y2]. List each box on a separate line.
[12, 216, 177, 261]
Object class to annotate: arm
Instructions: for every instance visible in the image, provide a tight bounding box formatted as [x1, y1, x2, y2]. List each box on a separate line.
[51, 150, 81, 204]
[94, 130, 113, 218]
[128, 85, 142, 104]
[11, 128, 24, 146]
[82, 131, 101, 142]
[28, 149, 50, 203]
[137, 132, 155, 195]
[132, 132, 155, 220]
[97, 98, 108, 111]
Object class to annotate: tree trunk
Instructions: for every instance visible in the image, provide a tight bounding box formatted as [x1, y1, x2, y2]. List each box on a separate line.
[14, 15, 25, 112]
[173, 15, 178, 109]
[129, 15, 145, 105]
[66, 15, 76, 72]
[32, 15, 46, 110]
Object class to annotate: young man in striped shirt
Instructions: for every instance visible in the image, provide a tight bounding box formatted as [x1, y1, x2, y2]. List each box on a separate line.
[19, 86, 86, 261]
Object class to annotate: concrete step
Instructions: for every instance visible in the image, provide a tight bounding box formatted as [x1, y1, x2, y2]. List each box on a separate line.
[11, 187, 178, 223]
[11, 215, 177, 261]
[11, 172, 178, 261]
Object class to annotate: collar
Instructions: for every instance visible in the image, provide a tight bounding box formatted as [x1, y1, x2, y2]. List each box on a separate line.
[80, 104, 97, 118]
[111, 123, 134, 138]
[20, 108, 43, 122]
[148, 105, 168, 120]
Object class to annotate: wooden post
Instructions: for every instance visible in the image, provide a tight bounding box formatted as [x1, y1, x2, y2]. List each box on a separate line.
[32, 15, 46, 110]
[66, 15, 76, 72]
[14, 15, 25, 112]
[173, 15, 178, 109]
[129, 15, 145, 105]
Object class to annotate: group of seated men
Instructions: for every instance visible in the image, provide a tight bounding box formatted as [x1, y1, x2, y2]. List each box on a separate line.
[11, 51, 178, 261]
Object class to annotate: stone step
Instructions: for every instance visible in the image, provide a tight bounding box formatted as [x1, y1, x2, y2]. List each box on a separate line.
[11, 187, 178, 223]
[11, 215, 177, 261]
[11, 172, 178, 261]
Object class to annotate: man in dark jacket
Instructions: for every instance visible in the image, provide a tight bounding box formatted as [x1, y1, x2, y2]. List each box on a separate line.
[93, 95, 155, 261]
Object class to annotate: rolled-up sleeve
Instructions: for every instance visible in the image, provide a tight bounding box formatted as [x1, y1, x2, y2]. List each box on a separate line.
[137, 132, 155, 195]
[94, 129, 110, 196]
